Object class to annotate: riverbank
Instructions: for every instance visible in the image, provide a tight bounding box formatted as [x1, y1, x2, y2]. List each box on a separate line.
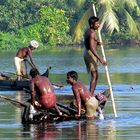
[1, 39, 140, 53]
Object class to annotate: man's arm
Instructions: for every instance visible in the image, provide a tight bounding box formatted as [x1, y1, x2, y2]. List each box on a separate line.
[28, 51, 37, 68]
[30, 80, 36, 105]
[73, 88, 81, 118]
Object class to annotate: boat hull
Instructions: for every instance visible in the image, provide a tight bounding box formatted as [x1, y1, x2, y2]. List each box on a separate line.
[0, 79, 30, 90]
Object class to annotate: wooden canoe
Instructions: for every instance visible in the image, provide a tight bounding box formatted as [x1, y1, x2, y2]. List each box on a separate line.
[0, 67, 63, 90]
[0, 79, 63, 91]
[0, 66, 50, 91]
[0, 94, 81, 124]
[0, 79, 30, 90]
[0, 89, 110, 124]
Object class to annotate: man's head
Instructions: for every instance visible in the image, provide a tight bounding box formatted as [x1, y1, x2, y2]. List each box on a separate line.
[30, 68, 39, 78]
[88, 16, 100, 30]
[29, 40, 39, 49]
[66, 71, 78, 84]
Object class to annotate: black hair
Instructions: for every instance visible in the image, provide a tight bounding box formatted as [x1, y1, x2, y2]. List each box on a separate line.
[88, 16, 99, 26]
[67, 71, 78, 81]
[29, 45, 35, 50]
[30, 68, 39, 78]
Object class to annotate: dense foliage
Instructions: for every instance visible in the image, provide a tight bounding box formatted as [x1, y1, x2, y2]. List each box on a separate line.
[0, 0, 140, 50]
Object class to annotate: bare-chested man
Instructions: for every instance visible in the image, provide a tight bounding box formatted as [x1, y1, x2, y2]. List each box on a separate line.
[66, 71, 104, 120]
[14, 40, 39, 80]
[30, 68, 62, 116]
[84, 16, 107, 96]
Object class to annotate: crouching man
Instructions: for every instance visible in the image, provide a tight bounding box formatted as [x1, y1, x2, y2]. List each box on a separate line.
[66, 71, 107, 120]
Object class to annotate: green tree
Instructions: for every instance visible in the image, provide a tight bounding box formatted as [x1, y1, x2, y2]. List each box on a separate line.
[0, 0, 26, 32]
[17, 6, 70, 48]
[39, 6, 70, 46]
[0, 0, 46, 32]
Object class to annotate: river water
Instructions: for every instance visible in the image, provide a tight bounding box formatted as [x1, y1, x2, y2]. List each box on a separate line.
[0, 47, 140, 140]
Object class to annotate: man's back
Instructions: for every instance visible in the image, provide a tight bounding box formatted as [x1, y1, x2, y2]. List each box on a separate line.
[33, 75, 54, 96]
[16, 47, 30, 59]
[84, 29, 91, 50]
[31, 75, 56, 108]
[72, 82, 91, 103]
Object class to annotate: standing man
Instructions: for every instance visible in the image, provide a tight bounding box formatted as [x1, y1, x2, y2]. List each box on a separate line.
[83, 16, 107, 96]
[14, 40, 39, 80]
[30, 68, 62, 116]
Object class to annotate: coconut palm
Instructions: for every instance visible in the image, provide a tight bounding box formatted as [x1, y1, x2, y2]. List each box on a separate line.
[72, 0, 140, 42]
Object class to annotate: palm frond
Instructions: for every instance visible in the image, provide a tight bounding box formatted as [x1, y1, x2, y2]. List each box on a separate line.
[125, 10, 139, 36]
[73, 0, 86, 7]
[98, 1, 119, 33]
[72, 6, 93, 42]
[125, 0, 140, 15]
[101, 10, 119, 33]
[116, 0, 126, 12]
[98, 0, 115, 5]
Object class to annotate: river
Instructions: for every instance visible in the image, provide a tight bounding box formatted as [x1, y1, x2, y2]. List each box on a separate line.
[0, 47, 140, 140]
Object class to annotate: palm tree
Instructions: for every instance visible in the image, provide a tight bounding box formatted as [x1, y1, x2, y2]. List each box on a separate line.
[72, 0, 140, 42]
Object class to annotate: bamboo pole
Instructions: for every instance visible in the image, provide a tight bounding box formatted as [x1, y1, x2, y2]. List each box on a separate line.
[92, 4, 117, 117]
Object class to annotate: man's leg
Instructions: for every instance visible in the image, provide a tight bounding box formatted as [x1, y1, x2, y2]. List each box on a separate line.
[90, 70, 98, 96]
[14, 58, 22, 80]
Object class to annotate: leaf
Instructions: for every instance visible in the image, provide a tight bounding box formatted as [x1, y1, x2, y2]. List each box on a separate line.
[72, 6, 93, 42]
[125, 10, 139, 36]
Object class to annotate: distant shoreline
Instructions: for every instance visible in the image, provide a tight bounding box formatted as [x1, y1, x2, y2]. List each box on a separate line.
[56, 39, 140, 48]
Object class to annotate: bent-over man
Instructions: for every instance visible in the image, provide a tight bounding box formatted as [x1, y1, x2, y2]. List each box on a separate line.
[30, 68, 62, 116]
[15, 40, 39, 80]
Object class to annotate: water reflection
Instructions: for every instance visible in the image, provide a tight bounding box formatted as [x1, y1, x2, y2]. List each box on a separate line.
[80, 121, 99, 140]
[0, 48, 140, 139]
[20, 119, 117, 140]
[79, 120, 116, 140]
[22, 123, 62, 139]
[1, 84, 140, 139]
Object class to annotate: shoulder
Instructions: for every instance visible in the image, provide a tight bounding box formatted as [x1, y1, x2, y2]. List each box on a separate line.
[72, 82, 82, 89]
[40, 76, 51, 83]
[19, 47, 28, 52]
[32, 75, 41, 81]
[85, 29, 95, 38]
[90, 29, 96, 36]
[85, 28, 92, 35]
[42, 76, 49, 81]
[21, 47, 27, 50]
[77, 82, 85, 87]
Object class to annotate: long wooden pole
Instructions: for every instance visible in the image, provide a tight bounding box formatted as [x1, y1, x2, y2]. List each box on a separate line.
[92, 4, 117, 117]
[0, 95, 26, 107]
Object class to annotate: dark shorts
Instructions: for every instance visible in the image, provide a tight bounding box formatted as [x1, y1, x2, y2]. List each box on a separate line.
[83, 49, 99, 72]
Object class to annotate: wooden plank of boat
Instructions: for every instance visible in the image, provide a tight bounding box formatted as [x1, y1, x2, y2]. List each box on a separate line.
[0, 67, 63, 90]
[0, 79, 63, 91]
[0, 79, 30, 90]
[0, 94, 82, 124]
[0, 89, 110, 124]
